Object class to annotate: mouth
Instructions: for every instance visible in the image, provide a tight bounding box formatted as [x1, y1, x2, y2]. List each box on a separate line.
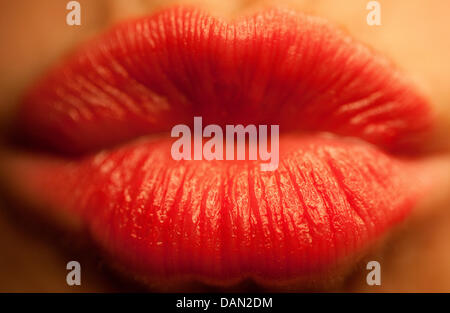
[0, 6, 438, 289]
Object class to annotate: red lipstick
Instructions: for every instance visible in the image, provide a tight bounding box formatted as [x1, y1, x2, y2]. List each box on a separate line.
[3, 6, 435, 287]
[16, 6, 431, 154]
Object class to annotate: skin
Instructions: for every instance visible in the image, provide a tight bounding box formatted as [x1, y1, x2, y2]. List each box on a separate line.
[0, 0, 449, 292]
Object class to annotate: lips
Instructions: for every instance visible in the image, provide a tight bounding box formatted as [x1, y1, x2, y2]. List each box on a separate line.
[2, 6, 435, 287]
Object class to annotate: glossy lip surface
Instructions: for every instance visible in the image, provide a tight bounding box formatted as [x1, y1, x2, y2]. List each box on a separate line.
[4, 6, 435, 287]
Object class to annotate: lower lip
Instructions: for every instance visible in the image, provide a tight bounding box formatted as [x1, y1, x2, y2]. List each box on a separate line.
[2, 133, 429, 286]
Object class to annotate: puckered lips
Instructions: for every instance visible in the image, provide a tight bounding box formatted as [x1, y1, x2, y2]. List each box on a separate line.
[2, 6, 436, 288]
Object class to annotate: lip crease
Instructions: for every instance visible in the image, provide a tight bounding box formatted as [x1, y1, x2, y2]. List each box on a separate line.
[2, 6, 436, 287]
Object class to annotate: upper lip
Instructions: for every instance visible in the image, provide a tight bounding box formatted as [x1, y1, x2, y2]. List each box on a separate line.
[3, 6, 436, 288]
[16, 6, 432, 154]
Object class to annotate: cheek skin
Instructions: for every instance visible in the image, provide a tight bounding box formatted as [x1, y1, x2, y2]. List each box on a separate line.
[0, 0, 449, 292]
[0, 0, 109, 132]
[343, 156, 450, 292]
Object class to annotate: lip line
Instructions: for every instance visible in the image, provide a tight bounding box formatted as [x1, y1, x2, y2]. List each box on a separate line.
[3, 5, 438, 288]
